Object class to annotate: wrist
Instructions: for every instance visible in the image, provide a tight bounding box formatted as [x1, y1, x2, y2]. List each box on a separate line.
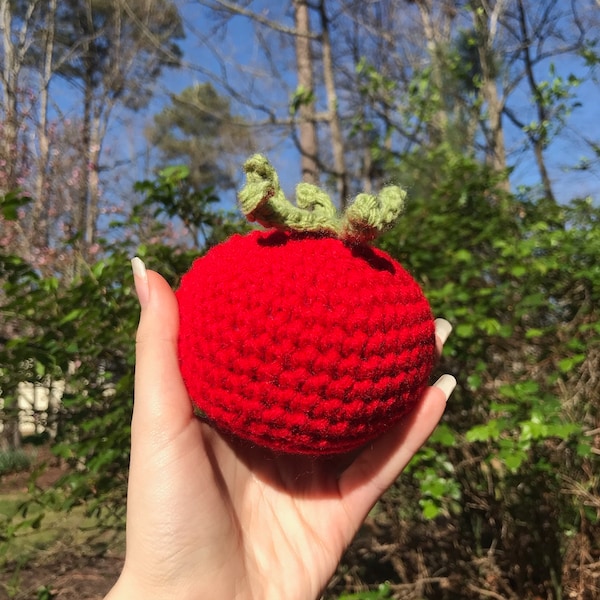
[103, 573, 187, 600]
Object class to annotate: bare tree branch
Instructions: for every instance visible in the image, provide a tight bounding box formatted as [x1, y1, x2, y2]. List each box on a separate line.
[196, 0, 319, 39]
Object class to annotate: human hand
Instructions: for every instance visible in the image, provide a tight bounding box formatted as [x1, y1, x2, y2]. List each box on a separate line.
[105, 259, 456, 600]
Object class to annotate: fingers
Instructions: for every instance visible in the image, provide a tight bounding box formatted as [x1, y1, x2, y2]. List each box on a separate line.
[435, 317, 452, 356]
[130, 258, 194, 447]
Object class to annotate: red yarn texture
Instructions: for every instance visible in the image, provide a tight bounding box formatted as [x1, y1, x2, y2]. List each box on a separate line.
[176, 230, 436, 455]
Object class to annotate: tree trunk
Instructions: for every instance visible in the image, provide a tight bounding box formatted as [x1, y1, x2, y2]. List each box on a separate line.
[517, 0, 556, 204]
[318, 0, 348, 206]
[471, 0, 510, 192]
[86, 111, 102, 251]
[31, 0, 58, 248]
[413, 0, 452, 146]
[293, 0, 319, 185]
[481, 75, 508, 179]
[0, 0, 19, 192]
[0, 412, 22, 452]
[77, 71, 93, 265]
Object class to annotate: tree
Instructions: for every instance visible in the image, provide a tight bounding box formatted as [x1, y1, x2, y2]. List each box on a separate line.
[469, 0, 510, 185]
[0, 0, 184, 452]
[0, 0, 184, 273]
[0, 167, 248, 521]
[145, 82, 256, 194]
[1, 2, 599, 596]
[292, 0, 319, 185]
[0, 0, 37, 193]
[317, 0, 348, 202]
[51, 0, 184, 264]
[499, 0, 592, 205]
[191, 0, 355, 203]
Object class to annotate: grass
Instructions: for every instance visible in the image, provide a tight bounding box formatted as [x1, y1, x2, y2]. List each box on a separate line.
[1, 495, 125, 599]
[0, 493, 111, 564]
[0, 474, 125, 599]
[0, 449, 32, 476]
[0, 445, 125, 598]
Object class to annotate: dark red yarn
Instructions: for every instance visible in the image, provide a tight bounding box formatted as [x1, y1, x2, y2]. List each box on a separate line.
[176, 229, 436, 455]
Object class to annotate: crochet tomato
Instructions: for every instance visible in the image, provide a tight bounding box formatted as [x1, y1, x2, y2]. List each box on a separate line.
[176, 155, 436, 455]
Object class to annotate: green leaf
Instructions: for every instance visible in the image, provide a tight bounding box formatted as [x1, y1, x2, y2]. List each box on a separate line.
[466, 420, 500, 442]
[576, 442, 593, 457]
[420, 498, 442, 520]
[35, 361, 46, 379]
[479, 318, 502, 335]
[1, 190, 31, 220]
[525, 328, 545, 339]
[454, 248, 472, 262]
[430, 423, 457, 447]
[92, 261, 106, 278]
[558, 354, 586, 373]
[519, 420, 547, 441]
[59, 309, 84, 325]
[289, 85, 316, 115]
[455, 323, 475, 338]
[159, 164, 190, 181]
[499, 448, 528, 472]
[545, 422, 581, 439]
[338, 582, 392, 599]
[466, 373, 482, 390]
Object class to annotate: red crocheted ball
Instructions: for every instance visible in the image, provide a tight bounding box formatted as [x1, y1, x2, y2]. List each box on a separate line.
[176, 229, 436, 455]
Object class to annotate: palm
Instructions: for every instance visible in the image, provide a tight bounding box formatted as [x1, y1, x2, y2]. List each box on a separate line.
[200, 433, 352, 600]
[110, 269, 449, 600]
[132, 390, 444, 600]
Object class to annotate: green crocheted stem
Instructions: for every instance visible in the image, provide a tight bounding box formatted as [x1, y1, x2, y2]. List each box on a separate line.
[239, 154, 406, 244]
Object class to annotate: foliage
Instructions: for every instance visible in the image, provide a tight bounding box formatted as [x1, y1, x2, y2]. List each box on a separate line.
[336, 583, 392, 599]
[1, 244, 138, 522]
[133, 164, 251, 248]
[145, 82, 257, 193]
[289, 84, 318, 115]
[0, 189, 31, 221]
[2, 1, 600, 597]
[0, 449, 32, 476]
[371, 141, 600, 597]
[4, 145, 600, 599]
[0, 174, 247, 529]
[36, 585, 58, 600]
[50, 0, 184, 108]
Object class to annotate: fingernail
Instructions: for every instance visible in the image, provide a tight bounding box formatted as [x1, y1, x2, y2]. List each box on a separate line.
[434, 318, 453, 345]
[131, 257, 150, 308]
[433, 374, 457, 402]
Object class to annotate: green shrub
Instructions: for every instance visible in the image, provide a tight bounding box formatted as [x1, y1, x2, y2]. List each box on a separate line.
[0, 449, 32, 476]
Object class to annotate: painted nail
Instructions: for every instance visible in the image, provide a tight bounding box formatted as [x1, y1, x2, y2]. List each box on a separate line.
[433, 374, 457, 402]
[131, 257, 150, 308]
[434, 318, 453, 345]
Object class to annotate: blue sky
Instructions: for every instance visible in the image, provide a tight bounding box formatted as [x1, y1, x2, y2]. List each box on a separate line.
[106, 0, 599, 212]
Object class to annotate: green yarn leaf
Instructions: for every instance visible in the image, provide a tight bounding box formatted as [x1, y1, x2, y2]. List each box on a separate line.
[239, 153, 406, 244]
[295, 182, 337, 220]
[238, 154, 339, 235]
[341, 186, 406, 243]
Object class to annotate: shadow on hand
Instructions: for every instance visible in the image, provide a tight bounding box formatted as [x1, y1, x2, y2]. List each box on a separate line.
[199, 410, 415, 500]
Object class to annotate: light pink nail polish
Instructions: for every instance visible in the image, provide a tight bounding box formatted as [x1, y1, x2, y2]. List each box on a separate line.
[131, 257, 150, 308]
[434, 318, 453, 345]
[434, 374, 457, 402]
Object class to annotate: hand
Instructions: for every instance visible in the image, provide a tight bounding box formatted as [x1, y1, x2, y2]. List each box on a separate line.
[105, 259, 456, 600]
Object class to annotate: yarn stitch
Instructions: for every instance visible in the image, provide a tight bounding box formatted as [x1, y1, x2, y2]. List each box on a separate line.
[176, 155, 436, 455]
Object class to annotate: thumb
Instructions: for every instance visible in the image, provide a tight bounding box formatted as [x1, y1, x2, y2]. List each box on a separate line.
[130, 258, 193, 445]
